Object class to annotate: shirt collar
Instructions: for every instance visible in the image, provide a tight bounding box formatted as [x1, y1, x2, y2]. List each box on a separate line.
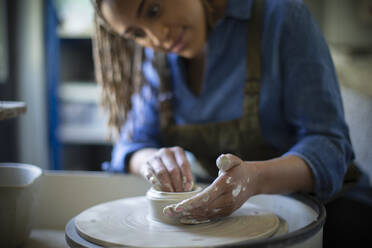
[224, 0, 253, 20]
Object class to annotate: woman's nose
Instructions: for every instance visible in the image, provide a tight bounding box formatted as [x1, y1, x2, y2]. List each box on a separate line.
[147, 26, 171, 50]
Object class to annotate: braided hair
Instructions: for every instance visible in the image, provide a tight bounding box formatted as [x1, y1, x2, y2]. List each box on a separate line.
[90, 0, 215, 139]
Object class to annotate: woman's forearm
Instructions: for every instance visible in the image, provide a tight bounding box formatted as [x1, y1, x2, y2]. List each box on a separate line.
[252, 155, 314, 195]
[129, 148, 159, 175]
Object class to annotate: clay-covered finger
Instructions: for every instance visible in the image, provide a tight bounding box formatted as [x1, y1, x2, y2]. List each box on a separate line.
[216, 154, 243, 172]
[160, 149, 183, 192]
[164, 179, 225, 218]
[141, 163, 162, 190]
[172, 147, 194, 191]
[141, 162, 153, 180]
[151, 157, 174, 192]
[175, 197, 232, 223]
[163, 191, 213, 218]
[178, 192, 235, 222]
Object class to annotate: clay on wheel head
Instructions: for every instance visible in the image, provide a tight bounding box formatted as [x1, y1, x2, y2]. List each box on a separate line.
[146, 186, 202, 224]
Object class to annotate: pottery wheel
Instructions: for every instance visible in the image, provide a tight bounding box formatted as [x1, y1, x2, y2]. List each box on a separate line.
[74, 196, 283, 248]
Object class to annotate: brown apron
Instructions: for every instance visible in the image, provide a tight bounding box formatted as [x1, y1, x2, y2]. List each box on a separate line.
[155, 0, 360, 189]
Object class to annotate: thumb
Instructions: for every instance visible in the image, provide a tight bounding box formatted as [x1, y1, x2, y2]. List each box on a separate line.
[216, 154, 243, 172]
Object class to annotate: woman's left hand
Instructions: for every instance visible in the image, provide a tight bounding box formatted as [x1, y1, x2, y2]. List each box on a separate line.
[163, 154, 260, 224]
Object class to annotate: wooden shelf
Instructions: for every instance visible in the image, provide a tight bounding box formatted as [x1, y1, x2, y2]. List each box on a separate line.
[59, 82, 99, 103]
[58, 124, 111, 145]
[58, 33, 92, 40]
[0, 101, 27, 120]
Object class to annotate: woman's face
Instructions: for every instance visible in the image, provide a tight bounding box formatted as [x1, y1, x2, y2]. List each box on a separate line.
[101, 0, 207, 58]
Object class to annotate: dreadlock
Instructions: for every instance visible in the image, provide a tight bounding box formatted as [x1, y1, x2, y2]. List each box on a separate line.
[90, 0, 215, 140]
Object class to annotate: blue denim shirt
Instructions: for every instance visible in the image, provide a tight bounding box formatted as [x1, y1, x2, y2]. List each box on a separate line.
[106, 0, 355, 201]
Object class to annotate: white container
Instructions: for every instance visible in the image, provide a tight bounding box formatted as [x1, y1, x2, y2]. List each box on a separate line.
[0, 163, 42, 248]
[146, 186, 202, 224]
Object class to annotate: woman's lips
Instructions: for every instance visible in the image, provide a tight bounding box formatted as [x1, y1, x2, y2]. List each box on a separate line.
[170, 29, 186, 53]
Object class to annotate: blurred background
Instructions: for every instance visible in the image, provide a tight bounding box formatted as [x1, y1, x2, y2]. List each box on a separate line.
[0, 0, 371, 182]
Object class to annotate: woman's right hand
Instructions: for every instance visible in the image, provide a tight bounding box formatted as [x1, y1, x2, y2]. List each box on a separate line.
[138, 147, 194, 192]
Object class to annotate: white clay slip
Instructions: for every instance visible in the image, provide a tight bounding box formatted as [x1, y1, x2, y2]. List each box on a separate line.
[213, 208, 222, 213]
[226, 177, 232, 184]
[232, 185, 242, 197]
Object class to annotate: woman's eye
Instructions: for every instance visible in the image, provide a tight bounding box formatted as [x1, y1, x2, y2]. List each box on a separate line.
[146, 4, 160, 18]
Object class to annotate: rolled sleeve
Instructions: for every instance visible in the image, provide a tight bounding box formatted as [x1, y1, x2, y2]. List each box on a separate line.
[283, 136, 352, 200]
[280, 1, 354, 200]
[105, 93, 161, 173]
[105, 86, 161, 173]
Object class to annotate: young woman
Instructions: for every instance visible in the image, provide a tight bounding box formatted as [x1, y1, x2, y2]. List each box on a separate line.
[90, 0, 362, 230]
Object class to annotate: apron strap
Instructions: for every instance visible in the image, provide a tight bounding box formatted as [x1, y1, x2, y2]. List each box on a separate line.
[241, 0, 265, 122]
[246, 0, 264, 83]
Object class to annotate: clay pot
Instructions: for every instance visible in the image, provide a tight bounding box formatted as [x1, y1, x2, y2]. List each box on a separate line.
[146, 186, 202, 224]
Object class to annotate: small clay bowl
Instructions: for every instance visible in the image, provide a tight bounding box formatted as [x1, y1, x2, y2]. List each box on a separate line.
[146, 186, 202, 224]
